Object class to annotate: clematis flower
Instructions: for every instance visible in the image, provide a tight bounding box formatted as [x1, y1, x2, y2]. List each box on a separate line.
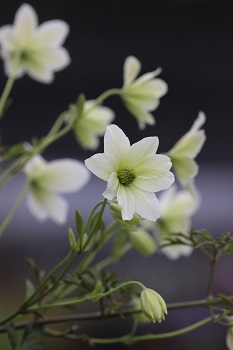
[140, 288, 167, 323]
[85, 124, 174, 221]
[0, 3, 70, 83]
[23, 155, 90, 224]
[168, 111, 206, 186]
[65, 100, 115, 150]
[147, 183, 200, 260]
[121, 55, 168, 129]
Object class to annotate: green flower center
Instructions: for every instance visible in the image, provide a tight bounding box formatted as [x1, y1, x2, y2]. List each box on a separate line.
[118, 168, 136, 186]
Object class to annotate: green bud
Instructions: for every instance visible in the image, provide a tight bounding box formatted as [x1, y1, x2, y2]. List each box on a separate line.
[140, 288, 167, 323]
[88, 281, 104, 301]
[129, 229, 157, 256]
[110, 201, 141, 230]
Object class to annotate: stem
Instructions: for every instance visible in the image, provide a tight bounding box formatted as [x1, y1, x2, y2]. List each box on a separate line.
[207, 247, 218, 297]
[0, 75, 15, 118]
[0, 181, 29, 238]
[89, 317, 212, 344]
[90, 88, 122, 110]
[95, 242, 132, 270]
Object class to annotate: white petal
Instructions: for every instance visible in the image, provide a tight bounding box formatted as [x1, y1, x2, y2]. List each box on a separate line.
[134, 171, 174, 192]
[36, 159, 90, 193]
[131, 186, 160, 221]
[190, 111, 206, 133]
[134, 69, 163, 85]
[172, 157, 198, 185]
[103, 172, 119, 200]
[23, 154, 47, 176]
[26, 189, 68, 224]
[123, 98, 156, 129]
[123, 56, 141, 86]
[129, 137, 159, 167]
[169, 131, 206, 158]
[36, 47, 71, 70]
[136, 154, 173, 179]
[104, 125, 130, 166]
[34, 20, 69, 47]
[0, 26, 15, 51]
[117, 185, 135, 221]
[14, 4, 38, 45]
[85, 153, 117, 181]
[161, 245, 193, 260]
[26, 62, 54, 83]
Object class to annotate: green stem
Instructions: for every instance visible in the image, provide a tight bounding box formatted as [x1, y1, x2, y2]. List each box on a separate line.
[89, 88, 122, 110]
[0, 75, 15, 118]
[89, 317, 212, 344]
[95, 242, 132, 270]
[0, 181, 29, 238]
[207, 247, 218, 297]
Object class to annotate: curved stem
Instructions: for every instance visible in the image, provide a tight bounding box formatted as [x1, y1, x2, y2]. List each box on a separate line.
[89, 317, 212, 344]
[0, 75, 15, 118]
[90, 88, 122, 110]
[0, 181, 29, 238]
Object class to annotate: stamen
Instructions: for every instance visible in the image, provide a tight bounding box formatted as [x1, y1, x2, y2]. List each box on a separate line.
[118, 168, 136, 185]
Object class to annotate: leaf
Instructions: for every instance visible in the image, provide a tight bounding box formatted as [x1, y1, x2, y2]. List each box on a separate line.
[68, 228, 78, 251]
[5, 323, 17, 349]
[75, 210, 84, 239]
[25, 279, 35, 299]
[90, 211, 104, 236]
[75, 94, 85, 119]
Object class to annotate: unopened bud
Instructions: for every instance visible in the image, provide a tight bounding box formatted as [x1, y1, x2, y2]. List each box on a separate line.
[140, 288, 167, 323]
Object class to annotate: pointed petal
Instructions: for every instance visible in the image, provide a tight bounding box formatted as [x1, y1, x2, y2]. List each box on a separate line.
[131, 186, 160, 221]
[0, 25, 15, 51]
[123, 56, 141, 86]
[134, 171, 174, 192]
[190, 111, 206, 133]
[172, 157, 198, 185]
[123, 97, 156, 129]
[169, 131, 206, 158]
[37, 159, 90, 193]
[136, 154, 173, 179]
[26, 188, 68, 224]
[103, 172, 119, 200]
[85, 153, 117, 181]
[14, 4, 38, 45]
[34, 20, 69, 47]
[26, 63, 54, 83]
[161, 245, 193, 260]
[104, 125, 130, 165]
[129, 137, 159, 167]
[117, 185, 135, 221]
[36, 47, 71, 70]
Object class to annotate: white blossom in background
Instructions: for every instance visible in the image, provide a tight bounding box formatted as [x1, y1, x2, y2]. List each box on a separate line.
[23, 155, 90, 224]
[121, 55, 168, 129]
[146, 183, 200, 260]
[85, 124, 174, 221]
[65, 100, 115, 150]
[168, 111, 206, 186]
[0, 3, 70, 83]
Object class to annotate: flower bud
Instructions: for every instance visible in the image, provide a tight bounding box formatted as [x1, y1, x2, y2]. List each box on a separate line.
[140, 288, 167, 323]
[129, 229, 157, 256]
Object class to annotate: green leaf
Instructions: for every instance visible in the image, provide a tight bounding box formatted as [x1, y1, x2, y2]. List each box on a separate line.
[25, 279, 35, 299]
[90, 211, 103, 236]
[68, 228, 78, 251]
[75, 210, 84, 239]
[75, 94, 85, 119]
[5, 323, 17, 349]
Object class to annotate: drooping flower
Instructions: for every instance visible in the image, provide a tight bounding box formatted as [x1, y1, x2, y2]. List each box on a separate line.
[145, 183, 200, 260]
[168, 111, 206, 186]
[129, 228, 157, 256]
[0, 3, 70, 83]
[85, 124, 174, 221]
[121, 55, 168, 129]
[23, 155, 90, 224]
[64, 100, 115, 150]
[140, 288, 167, 323]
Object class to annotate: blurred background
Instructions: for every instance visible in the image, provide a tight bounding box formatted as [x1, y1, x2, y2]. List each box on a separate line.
[0, 0, 233, 349]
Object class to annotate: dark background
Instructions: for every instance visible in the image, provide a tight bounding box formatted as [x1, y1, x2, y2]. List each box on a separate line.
[0, 1, 233, 349]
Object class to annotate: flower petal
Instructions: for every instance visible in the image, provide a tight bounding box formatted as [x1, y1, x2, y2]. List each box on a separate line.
[117, 185, 136, 221]
[103, 172, 119, 200]
[136, 154, 173, 179]
[36, 159, 90, 193]
[123, 56, 141, 86]
[85, 153, 118, 181]
[169, 131, 206, 158]
[14, 4, 38, 45]
[129, 137, 159, 167]
[161, 245, 193, 260]
[131, 186, 160, 221]
[26, 188, 68, 224]
[190, 111, 206, 133]
[172, 157, 198, 185]
[36, 47, 71, 70]
[34, 20, 69, 47]
[0, 25, 15, 51]
[104, 124, 130, 165]
[25, 62, 54, 83]
[134, 171, 174, 192]
[123, 98, 156, 129]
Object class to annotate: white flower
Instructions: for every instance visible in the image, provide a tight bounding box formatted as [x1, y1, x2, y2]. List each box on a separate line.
[226, 317, 233, 350]
[121, 56, 168, 129]
[23, 155, 90, 224]
[85, 124, 174, 221]
[0, 3, 70, 83]
[65, 100, 115, 150]
[168, 111, 206, 186]
[153, 183, 200, 260]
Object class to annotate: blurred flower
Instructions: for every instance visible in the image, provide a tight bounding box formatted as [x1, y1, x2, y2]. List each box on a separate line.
[85, 124, 174, 221]
[130, 297, 151, 325]
[129, 229, 157, 256]
[0, 3, 70, 83]
[65, 100, 114, 150]
[23, 155, 90, 224]
[121, 56, 168, 129]
[146, 183, 199, 260]
[168, 111, 206, 186]
[140, 288, 167, 323]
[226, 317, 233, 350]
